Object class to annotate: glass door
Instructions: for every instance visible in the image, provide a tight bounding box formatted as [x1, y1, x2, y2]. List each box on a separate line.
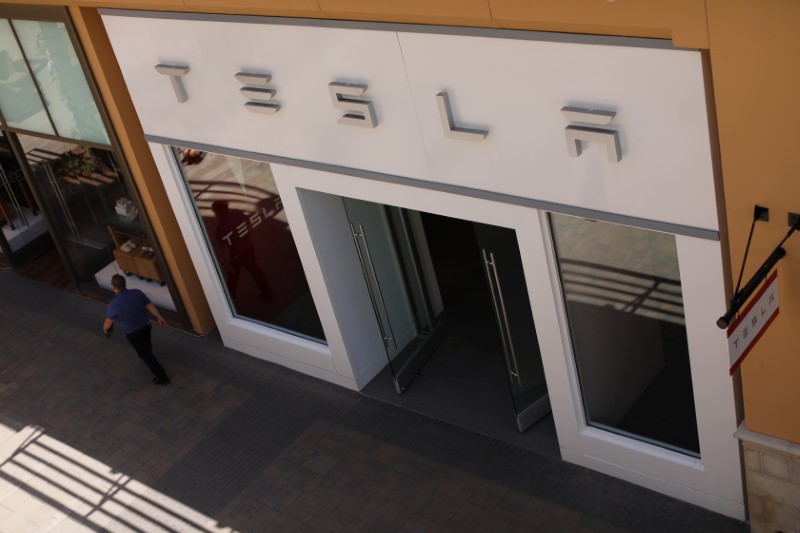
[19, 133, 134, 290]
[343, 197, 442, 393]
[474, 222, 550, 432]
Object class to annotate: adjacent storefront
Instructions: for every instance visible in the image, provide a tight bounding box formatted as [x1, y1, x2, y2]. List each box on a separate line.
[101, 11, 744, 518]
[0, 6, 182, 317]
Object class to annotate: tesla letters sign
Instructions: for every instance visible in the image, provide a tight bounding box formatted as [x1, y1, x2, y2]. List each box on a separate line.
[154, 64, 622, 161]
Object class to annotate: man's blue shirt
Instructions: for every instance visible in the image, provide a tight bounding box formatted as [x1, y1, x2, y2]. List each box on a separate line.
[107, 289, 151, 334]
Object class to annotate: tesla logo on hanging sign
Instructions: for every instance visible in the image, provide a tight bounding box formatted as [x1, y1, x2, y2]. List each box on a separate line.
[727, 270, 780, 375]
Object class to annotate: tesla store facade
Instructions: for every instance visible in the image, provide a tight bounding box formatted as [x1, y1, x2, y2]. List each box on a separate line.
[100, 11, 743, 518]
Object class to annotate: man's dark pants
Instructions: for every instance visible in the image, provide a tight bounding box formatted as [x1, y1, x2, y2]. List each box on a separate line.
[125, 324, 168, 380]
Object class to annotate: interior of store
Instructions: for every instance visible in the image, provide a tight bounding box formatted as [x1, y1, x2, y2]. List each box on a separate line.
[361, 207, 699, 458]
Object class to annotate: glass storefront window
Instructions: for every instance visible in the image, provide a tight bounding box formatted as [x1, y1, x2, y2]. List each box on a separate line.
[0, 19, 54, 136]
[18, 134, 174, 307]
[12, 20, 110, 144]
[550, 213, 699, 456]
[173, 147, 326, 343]
[0, 8, 177, 318]
[0, 17, 109, 144]
[12, 20, 110, 145]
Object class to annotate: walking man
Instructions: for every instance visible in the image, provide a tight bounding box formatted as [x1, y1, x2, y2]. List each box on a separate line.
[103, 274, 171, 385]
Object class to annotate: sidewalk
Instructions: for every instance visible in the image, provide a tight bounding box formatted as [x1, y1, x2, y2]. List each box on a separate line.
[0, 270, 748, 532]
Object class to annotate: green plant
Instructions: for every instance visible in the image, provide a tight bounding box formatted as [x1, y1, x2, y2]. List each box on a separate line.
[57, 148, 94, 177]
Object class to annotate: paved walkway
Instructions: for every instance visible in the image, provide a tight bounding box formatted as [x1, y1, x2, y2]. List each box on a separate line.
[0, 270, 748, 532]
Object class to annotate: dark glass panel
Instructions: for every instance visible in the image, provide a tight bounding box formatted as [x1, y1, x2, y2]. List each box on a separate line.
[174, 147, 325, 342]
[550, 213, 699, 456]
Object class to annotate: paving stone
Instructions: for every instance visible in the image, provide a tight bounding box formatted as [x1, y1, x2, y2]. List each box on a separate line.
[0, 270, 750, 533]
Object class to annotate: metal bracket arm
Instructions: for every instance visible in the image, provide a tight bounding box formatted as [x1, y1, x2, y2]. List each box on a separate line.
[717, 216, 800, 328]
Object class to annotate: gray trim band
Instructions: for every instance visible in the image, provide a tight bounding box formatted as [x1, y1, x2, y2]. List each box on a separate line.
[148, 134, 720, 241]
[98, 9, 686, 51]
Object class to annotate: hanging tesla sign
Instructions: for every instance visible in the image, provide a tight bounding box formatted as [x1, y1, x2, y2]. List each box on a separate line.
[727, 270, 780, 375]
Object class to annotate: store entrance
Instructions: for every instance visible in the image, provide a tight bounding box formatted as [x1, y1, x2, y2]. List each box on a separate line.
[358, 205, 557, 455]
[0, 133, 71, 289]
[13, 134, 175, 311]
[0, 130, 177, 314]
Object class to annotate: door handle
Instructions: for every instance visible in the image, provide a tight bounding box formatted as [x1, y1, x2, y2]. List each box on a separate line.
[350, 223, 397, 349]
[0, 165, 26, 227]
[43, 164, 81, 242]
[482, 249, 522, 387]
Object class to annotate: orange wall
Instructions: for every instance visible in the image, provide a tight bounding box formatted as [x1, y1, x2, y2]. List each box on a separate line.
[0, 0, 709, 45]
[706, 0, 800, 443]
[5, 0, 796, 440]
[69, 6, 215, 334]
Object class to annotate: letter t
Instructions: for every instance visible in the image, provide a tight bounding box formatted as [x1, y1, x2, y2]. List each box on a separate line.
[155, 64, 190, 103]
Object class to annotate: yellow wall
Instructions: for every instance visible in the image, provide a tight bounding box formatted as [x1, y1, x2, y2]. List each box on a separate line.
[5, 0, 796, 440]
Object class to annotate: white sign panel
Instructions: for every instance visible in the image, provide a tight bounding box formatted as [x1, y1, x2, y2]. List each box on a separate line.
[101, 13, 720, 232]
[727, 270, 780, 374]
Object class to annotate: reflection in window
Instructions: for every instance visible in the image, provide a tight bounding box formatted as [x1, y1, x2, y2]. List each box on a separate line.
[0, 19, 54, 135]
[0, 19, 109, 144]
[550, 214, 699, 456]
[13, 20, 110, 145]
[173, 147, 326, 343]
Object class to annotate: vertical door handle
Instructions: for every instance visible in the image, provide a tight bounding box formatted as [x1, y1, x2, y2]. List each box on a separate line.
[351, 223, 397, 349]
[0, 165, 26, 227]
[482, 249, 522, 387]
[44, 164, 80, 241]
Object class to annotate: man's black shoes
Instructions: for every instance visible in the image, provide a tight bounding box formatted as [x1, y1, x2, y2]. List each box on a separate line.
[153, 376, 171, 385]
